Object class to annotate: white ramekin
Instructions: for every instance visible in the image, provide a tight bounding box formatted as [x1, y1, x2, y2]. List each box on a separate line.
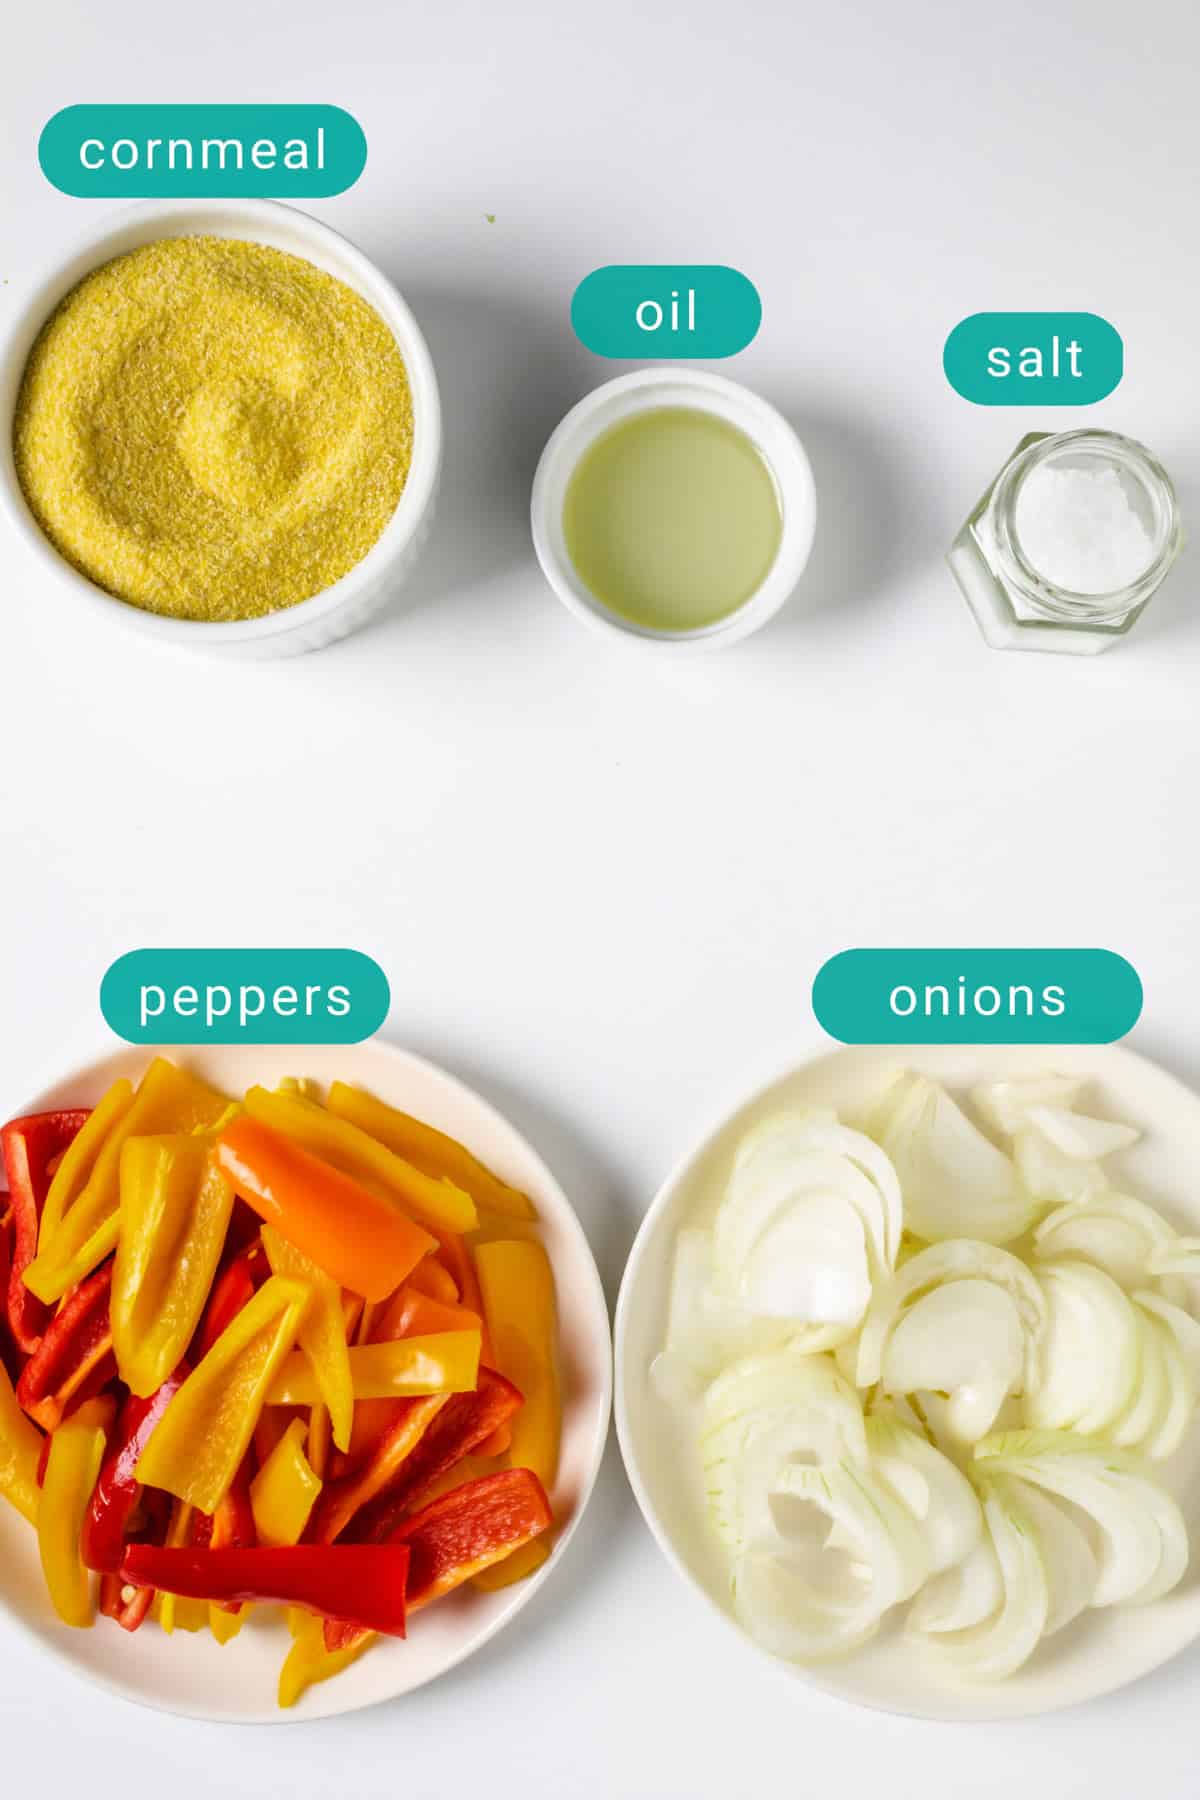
[0, 199, 441, 659]
[531, 367, 816, 650]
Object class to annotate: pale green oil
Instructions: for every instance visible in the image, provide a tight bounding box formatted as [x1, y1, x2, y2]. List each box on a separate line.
[562, 406, 783, 632]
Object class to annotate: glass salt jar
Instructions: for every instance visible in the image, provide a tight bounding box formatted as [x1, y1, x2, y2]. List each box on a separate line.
[949, 429, 1184, 654]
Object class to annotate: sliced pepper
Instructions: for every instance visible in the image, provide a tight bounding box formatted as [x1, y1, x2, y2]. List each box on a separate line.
[431, 1229, 508, 1455]
[1, 1109, 90, 1354]
[326, 1083, 535, 1221]
[82, 1363, 189, 1573]
[194, 1241, 261, 1359]
[309, 1394, 451, 1544]
[112, 1135, 235, 1397]
[100, 1571, 157, 1633]
[136, 1275, 311, 1515]
[470, 1537, 551, 1591]
[279, 1607, 372, 1709]
[330, 1287, 484, 1478]
[268, 1331, 481, 1407]
[216, 1116, 436, 1303]
[307, 1403, 332, 1481]
[251, 1419, 322, 1547]
[324, 1468, 551, 1652]
[153, 1499, 209, 1634]
[474, 1240, 560, 1489]
[38, 1395, 115, 1627]
[262, 1225, 354, 1455]
[407, 1255, 460, 1305]
[26, 1062, 230, 1305]
[16, 1260, 117, 1432]
[244, 1086, 477, 1235]
[121, 1544, 410, 1637]
[0, 1356, 43, 1525]
[352, 1367, 524, 1543]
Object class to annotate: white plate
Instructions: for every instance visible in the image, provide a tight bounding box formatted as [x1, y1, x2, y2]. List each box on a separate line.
[615, 1041, 1200, 1721]
[0, 1039, 612, 1722]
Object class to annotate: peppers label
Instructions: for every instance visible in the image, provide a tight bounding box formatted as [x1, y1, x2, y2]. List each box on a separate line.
[812, 949, 1142, 1045]
[101, 949, 390, 1045]
[39, 105, 367, 198]
[943, 312, 1124, 406]
[571, 265, 761, 359]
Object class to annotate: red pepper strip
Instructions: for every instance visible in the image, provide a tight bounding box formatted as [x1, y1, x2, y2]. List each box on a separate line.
[325, 1470, 551, 1652]
[308, 1395, 450, 1545]
[193, 1243, 260, 1361]
[82, 1364, 190, 1573]
[351, 1368, 524, 1545]
[16, 1260, 117, 1432]
[430, 1231, 511, 1458]
[100, 1570, 157, 1633]
[1, 1110, 90, 1356]
[120, 1545, 410, 1637]
[191, 1456, 257, 1611]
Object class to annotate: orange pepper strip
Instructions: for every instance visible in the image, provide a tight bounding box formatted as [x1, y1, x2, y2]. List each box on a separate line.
[215, 1117, 435, 1303]
[407, 1256, 459, 1305]
[308, 1396, 451, 1544]
[332, 1288, 482, 1474]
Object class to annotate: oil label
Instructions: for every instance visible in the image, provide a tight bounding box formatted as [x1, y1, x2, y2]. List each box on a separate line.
[39, 105, 367, 198]
[101, 949, 390, 1044]
[944, 312, 1123, 405]
[813, 949, 1142, 1044]
[571, 265, 761, 358]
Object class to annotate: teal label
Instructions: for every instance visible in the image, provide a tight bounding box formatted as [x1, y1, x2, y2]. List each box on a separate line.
[813, 949, 1141, 1045]
[944, 313, 1123, 405]
[101, 949, 389, 1045]
[40, 106, 367, 198]
[571, 265, 761, 359]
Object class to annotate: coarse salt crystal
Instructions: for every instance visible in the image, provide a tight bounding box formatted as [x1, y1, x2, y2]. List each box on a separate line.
[1014, 463, 1156, 596]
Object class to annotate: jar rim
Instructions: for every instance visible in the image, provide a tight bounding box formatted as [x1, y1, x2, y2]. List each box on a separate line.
[988, 429, 1184, 624]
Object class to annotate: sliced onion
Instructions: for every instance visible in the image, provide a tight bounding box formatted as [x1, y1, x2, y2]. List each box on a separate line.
[910, 1482, 1047, 1680]
[1024, 1106, 1140, 1162]
[865, 1409, 983, 1572]
[976, 1432, 1189, 1607]
[1149, 1235, 1200, 1280]
[652, 1228, 799, 1401]
[732, 1460, 929, 1661]
[1033, 1194, 1177, 1291]
[702, 1350, 867, 1554]
[881, 1281, 1025, 1442]
[856, 1239, 1045, 1395]
[865, 1075, 1034, 1245]
[1014, 1129, 1105, 1206]
[986, 1474, 1096, 1636]
[907, 1538, 1004, 1635]
[970, 1075, 1085, 1139]
[1026, 1262, 1140, 1436]
[1135, 1291, 1200, 1386]
[1109, 1308, 1169, 1451]
[1138, 1307, 1197, 1462]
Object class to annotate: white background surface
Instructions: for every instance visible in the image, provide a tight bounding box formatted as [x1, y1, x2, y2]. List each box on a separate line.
[1, 0, 1199, 1793]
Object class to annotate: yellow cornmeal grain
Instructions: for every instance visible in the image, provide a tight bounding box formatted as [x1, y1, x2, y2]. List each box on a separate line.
[13, 237, 414, 621]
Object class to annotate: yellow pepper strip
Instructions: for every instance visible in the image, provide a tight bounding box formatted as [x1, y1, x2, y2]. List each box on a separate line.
[474, 1241, 560, 1489]
[137, 1276, 312, 1515]
[37, 1396, 114, 1627]
[243, 1085, 478, 1235]
[112, 1134, 235, 1398]
[0, 1359, 43, 1525]
[209, 1604, 245, 1644]
[471, 1537, 552, 1592]
[26, 1060, 231, 1305]
[279, 1608, 372, 1709]
[250, 1418, 323, 1547]
[327, 1082, 536, 1221]
[268, 1330, 481, 1407]
[155, 1500, 208, 1634]
[261, 1225, 355, 1455]
[276, 1077, 323, 1101]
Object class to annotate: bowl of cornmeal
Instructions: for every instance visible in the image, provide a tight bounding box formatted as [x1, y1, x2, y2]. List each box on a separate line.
[1, 199, 441, 657]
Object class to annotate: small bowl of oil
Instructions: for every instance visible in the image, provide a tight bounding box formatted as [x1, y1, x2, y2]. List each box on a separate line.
[531, 368, 816, 649]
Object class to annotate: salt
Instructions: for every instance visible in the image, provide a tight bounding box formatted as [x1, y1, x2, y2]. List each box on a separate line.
[1014, 463, 1156, 596]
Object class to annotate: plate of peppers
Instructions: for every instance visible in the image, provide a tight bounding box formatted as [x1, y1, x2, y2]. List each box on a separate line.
[0, 1040, 612, 1720]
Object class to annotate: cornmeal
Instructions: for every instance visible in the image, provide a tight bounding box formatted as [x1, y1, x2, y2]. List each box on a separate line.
[13, 237, 414, 621]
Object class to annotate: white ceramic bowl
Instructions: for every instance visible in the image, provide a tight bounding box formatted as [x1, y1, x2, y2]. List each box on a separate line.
[530, 367, 816, 650]
[0, 200, 441, 658]
[615, 1041, 1200, 1721]
[0, 1038, 612, 1722]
